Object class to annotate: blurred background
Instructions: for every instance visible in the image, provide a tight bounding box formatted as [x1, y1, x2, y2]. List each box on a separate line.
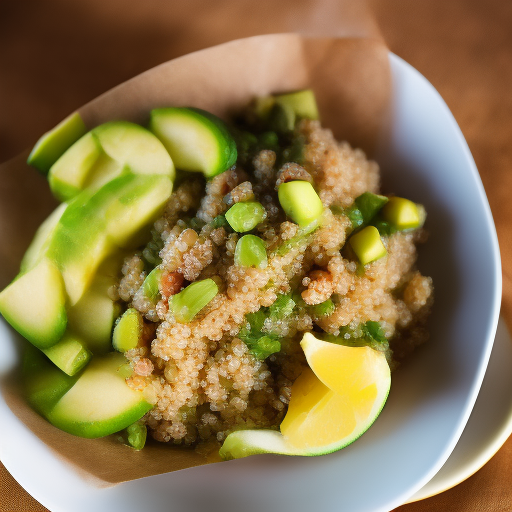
[1, 1, 511, 511]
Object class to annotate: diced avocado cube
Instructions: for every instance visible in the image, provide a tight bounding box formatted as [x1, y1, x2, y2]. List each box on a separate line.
[0, 259, 67, 349]
[27, 112, 87, 174]
[278, 180, 323, 228]
[234, 235, 267, 269]
[46, 352, 152, 438]
[170, 279, 218, 323]
[275, 89, 319, 120]
[354, 192, 389, 224]
[225, 202, 266, 233]
[381, 197, 422, 230]
[113, 309, 143, 353]
[142, 267, 163, 302]
[42, 333, 92, 376]
[349, 226, 387, 265]
[149, 107, 237, 178]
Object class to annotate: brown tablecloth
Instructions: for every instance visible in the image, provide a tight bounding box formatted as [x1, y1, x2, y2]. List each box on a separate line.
[1, 0, 512, 510]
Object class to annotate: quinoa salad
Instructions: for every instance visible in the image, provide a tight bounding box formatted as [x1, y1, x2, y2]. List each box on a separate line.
[0, 89, 432, 457]
[116, 102, 433, 453]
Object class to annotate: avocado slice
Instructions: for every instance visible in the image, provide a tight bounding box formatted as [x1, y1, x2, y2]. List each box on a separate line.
[23, 345, 80, 416]
[0, 259, 67, 349]
[149, 107, 237, 178]
[27, 112, 88, 175]
[46, 352, 152, 438]
[67, 271, 120, 355]
[47, 173, 173, 305]
[48, 121, 175, 201]
[20, 202, 68, 273]
[42, 333, 92, 376]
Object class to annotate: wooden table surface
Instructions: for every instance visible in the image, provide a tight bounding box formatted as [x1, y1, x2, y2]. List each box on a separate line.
[1, 1, 511, 510]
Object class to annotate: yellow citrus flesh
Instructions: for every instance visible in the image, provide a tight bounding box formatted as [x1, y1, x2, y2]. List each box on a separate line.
[280, 333, 390, 452]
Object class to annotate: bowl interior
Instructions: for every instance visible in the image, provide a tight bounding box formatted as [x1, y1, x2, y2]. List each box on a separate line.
[0, 53, 501, 512]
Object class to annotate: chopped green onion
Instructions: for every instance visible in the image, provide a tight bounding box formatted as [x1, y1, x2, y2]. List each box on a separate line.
[170, 278, 218, 323]
[225, 201, 266, 232]
[142, 267, 162, 301]
[234, 235, 267, 268]
[310, 299, 335, 317]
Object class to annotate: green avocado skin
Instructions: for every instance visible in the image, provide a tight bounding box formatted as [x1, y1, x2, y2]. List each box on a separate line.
[46, 400, 153, 439]
[27, 112, 87, 174]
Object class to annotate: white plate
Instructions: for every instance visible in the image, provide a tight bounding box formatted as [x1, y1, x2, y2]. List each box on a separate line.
[0, 47, 501, 512]
[408, 316, 512, 502]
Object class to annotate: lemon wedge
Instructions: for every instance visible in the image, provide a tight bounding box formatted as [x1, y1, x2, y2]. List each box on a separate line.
[219, 333, 391, 459]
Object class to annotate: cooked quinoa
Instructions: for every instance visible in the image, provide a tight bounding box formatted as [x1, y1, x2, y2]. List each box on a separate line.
[116, 118, 433, 453]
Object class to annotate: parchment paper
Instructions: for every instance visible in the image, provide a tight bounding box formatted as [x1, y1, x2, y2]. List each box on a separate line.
[0, 32, 391, 483]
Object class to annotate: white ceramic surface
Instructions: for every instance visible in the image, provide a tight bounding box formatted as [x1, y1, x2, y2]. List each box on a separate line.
[409, 316, 512, 502]
[0, 53, 501, 512]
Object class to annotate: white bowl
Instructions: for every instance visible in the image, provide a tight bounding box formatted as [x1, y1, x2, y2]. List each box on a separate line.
[0, 53, 501, 512]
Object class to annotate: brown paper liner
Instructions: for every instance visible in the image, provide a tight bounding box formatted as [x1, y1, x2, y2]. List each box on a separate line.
[0, 33, 391, 483]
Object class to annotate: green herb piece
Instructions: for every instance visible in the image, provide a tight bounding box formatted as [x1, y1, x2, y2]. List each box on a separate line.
[251, 336, 282, 360]
[372, 217, 398, 236]
[211, 214, 230, 229]
[169, 278, 218, 323]
[269, 294, 296, 319]
[355, 192, 389, 224]
[225, 201, 266, 232]
[142, 267, 163, 302]
[362, 321, 387, 344]
[238, 309, 282, 360]
[345, 205, 364, 230]
[234, 235, 268, 268]
[310, 299, 335, 317]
